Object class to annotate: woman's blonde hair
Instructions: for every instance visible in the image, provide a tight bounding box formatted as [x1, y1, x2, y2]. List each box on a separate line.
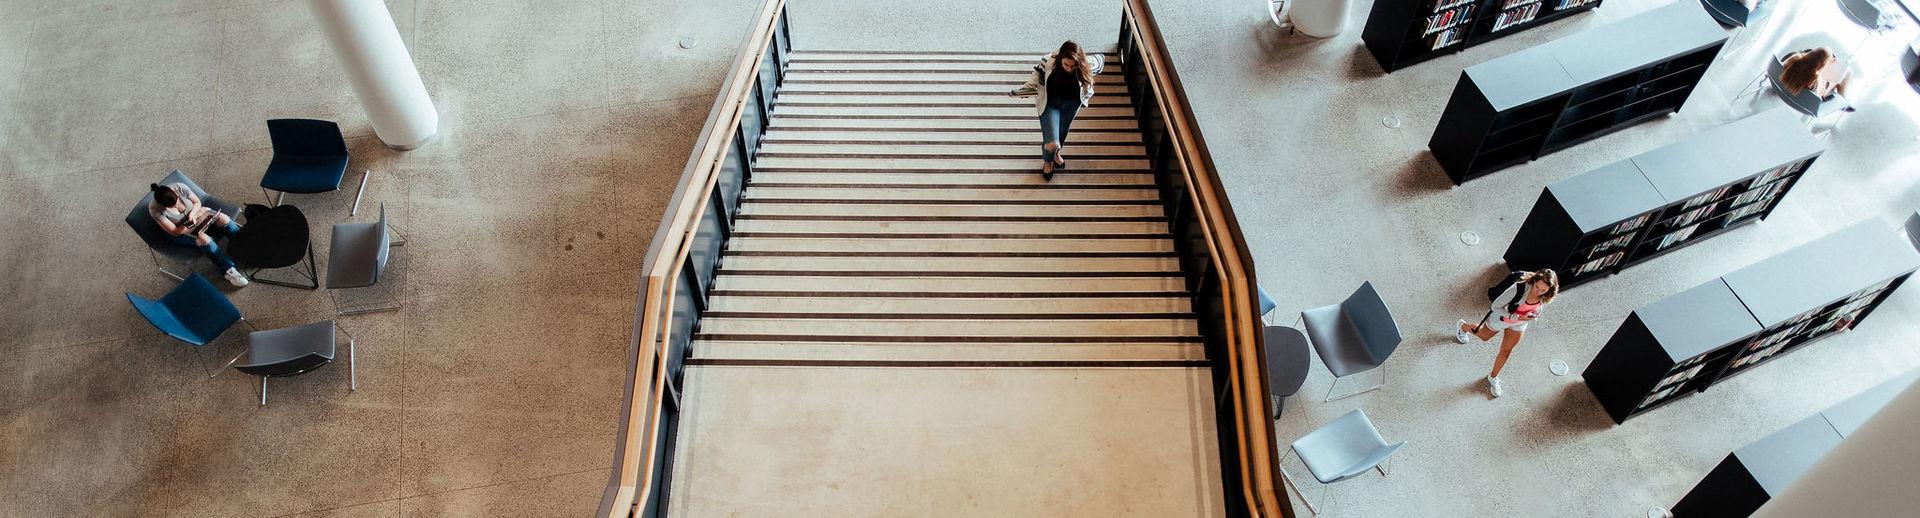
[1523, 269, 1560, 304]
[1779, 48, 1830, 95]
[1054, 40, 1093, 88]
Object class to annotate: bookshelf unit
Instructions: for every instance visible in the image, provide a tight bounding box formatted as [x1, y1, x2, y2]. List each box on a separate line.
[1582, 219, 1920, 424]
[1503, 108, 1825, 289]
[1427, 1, 1726, 184]
[1360, 0, 1602, 72]
[1671, 370, 1918, 517]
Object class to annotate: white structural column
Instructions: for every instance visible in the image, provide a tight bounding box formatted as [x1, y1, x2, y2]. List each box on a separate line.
[1291, 0, 1353, 38]
[1753, 381, 1920, 517]
[306, 0, 438, 150]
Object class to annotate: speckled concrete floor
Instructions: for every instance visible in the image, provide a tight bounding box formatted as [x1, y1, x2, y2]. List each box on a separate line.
[4, 0, 1918, 516]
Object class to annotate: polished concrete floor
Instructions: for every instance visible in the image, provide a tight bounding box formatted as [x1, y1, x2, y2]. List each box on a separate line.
[4, 0, 1919, 516]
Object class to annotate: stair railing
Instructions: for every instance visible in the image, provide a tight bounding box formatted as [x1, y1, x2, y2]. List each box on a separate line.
[1118, 1, 1291, 516]
[596, 0, 791, 516]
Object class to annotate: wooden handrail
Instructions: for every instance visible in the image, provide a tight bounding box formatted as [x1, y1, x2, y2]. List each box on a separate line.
[598, 0, 788, 516]
[1120, 1, 1290, 516]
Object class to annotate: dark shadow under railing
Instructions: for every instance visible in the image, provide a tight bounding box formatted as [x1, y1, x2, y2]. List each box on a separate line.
[1119, 1, 1290, 516]
[597, 0, 790, 516]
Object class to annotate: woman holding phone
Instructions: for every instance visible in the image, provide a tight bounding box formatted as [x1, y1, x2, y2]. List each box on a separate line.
[1454, 269, 1560, 397]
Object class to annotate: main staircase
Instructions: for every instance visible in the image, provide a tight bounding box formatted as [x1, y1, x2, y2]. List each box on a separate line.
[663, 50, 1228, 516]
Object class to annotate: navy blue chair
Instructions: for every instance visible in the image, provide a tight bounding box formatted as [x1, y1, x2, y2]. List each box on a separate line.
[126, 170, 243, 280]
[225, 320, 356, 406]
[126, 273, 247, 346]
[260, 119, 352, 207]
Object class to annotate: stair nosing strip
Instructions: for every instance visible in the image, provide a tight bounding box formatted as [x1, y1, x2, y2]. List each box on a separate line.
[699, 312, 1199, 320]
[708, 290, 1190, 298]
[753, 154, 1148, 161]
[771, 114, 1136, 121]
[727, 232, 1172, 239]
[737, 198, 1159, 206]
[683, 358, 1209, 369]
[713, 270, 1182, 278]
[688, 334, 1202, 344]
[757, 139, 1142, 146]
[763, 127, 1139, 133]
[747, 168, 1152, 174]
[777, 91, 1131, 96]
[745, 182, 1154, 189]
[721, 250, 1176, 257]
[733, 215, 1167, 222]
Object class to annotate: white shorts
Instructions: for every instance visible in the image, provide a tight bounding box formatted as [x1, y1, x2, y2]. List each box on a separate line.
[1485, 316, 1530, 333]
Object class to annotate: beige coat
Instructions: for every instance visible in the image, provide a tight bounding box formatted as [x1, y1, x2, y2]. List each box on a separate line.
[1012, 53, 1105, 115]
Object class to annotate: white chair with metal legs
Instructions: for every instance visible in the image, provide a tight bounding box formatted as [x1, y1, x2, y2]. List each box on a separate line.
[1277, 408, 1406, 515]
[326, 203, 406, 315]
[1296, 281, 1403, 401]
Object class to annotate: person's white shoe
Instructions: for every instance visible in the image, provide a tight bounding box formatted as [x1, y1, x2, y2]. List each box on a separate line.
[1487, 376, 1504, 398]
[225, 268, 250, 287]
[1455, 319, 1473, 344]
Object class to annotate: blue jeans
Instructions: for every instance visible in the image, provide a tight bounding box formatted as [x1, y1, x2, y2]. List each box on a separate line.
[1039, 97, 1081, 163]
[168, 219, 242, 270]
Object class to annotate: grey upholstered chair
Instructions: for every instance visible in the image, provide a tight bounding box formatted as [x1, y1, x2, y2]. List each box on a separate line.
[1280, 408, 1406, 515]
[217, 320, 356, 406]
[1298, 281, 1402, 401]
[1902, 212, 1919, 252]
[125, 170, 243, 280]
[326, 203, 402, 315]
[1264, 325, 1312, 419]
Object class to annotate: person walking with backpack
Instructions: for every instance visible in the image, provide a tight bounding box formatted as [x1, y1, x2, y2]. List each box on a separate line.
[1454, 269, 1560, 397]
[1010, 40, 1103, 180]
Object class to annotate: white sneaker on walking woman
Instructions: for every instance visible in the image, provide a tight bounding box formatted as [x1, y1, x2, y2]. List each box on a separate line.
[1486, 375, 1504, 397]
[225, 268, 250, 287]
[1454, 319, 1473, 344]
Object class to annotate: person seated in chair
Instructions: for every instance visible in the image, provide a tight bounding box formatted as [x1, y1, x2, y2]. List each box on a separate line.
[1780, 47, 1853, 103]
[149, 183, 249, 287]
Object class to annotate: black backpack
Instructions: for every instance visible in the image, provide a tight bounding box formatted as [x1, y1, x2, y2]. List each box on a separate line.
[1486, 271, 1527, 310]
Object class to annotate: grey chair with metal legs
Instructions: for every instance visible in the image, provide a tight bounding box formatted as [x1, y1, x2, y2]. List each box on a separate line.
[1265, 325, 1312, 419]
[1278, 408, 1406, 515]
[1298, 281, 1403, 401]
[1735, 53, 1856, 139]
[125, 170, 243, 280]
[1902, 211, 1920, 252]
[216, 320, 355, 406]
[326, 203, 405, 315]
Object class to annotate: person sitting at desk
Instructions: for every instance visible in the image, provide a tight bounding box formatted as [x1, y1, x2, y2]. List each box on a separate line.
[149, 182, 249, 287]
[1780, 47, 1853, 101]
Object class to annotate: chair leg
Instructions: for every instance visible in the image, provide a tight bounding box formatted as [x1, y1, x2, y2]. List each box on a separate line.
[150, 249, 186, 281]
[275, 191, 285, 207]
[259, 377, 269, 406]
[213, 348, 248, 378]
[247, 244, 321, 290]
[339, 324, 359, 392]
[350, 169, 372, 216]
[1325, 364, 1388, 402]
[1277, 449, 1319, 515]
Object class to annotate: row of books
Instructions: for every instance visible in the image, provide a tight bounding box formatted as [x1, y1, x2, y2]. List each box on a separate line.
[1607, 212, 1652, 236]
[1719, 202, 1770, 226]
[1432, 0, 1477, 11]
[1679, 184, 1734, 211]
[1584, 233, 1636, 259]
[1430, 26, 1469, 50]
[1491, 3, 1542, 31]
[1572, 249, 1625, 276]
[1750, 162, 1800, 189]
[1424, 6, 1477, 34]
[1664, 204, 1718, 231]
[1651, 223, 1701, 251]
[1639, 351, 1715, 409]
[1552, 0, 1596, 10]
[1729, 179, 1787, 209]
[1499, 0, 1540, 9]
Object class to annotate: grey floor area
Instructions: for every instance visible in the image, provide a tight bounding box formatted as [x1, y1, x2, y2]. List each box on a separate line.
[1, 0, 1917, 516]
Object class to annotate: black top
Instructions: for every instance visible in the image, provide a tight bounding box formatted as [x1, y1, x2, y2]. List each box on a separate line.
[1046, 63, 1078, 103]
[228, 204, 311, 268]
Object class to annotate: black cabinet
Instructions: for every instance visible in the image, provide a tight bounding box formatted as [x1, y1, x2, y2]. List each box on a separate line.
[1670, 370, 1919, 517]
[1582, 219, 1920, 424]
[1361, 0, 1602, 72]
[1428, 1, 1726, 183]
[1504, 108, 1825, 288]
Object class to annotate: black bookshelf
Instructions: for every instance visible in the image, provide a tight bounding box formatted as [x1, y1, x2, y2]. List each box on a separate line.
[1361, 0, 1602, 72]
[1582, 219, 1920, 424]
[1670, 370, 1919, 517]
[1504, 108, 1825, 288]
[1428, 1, 1726, 184]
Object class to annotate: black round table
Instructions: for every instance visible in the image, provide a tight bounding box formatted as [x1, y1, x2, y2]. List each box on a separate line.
[229, 204, 317, 289]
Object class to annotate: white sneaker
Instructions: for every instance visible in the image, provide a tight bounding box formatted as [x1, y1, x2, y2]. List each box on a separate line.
[225, 268, 250, 287]
[1487, 376, 1504, 398]
[1454, 319, 1473, 344]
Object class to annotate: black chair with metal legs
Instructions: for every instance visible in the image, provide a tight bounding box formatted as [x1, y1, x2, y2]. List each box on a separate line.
[1265, 325, 1312, 418]
[1297, 282, 1403, 401]
[216, 320, 355, 406]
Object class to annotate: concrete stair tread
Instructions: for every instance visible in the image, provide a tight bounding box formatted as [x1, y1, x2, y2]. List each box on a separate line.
[669, 367, 1225, 516]
[727, 236, 1174, 253]
[778, 82, 1127, 94]
[787, 50, 1118, 61]
[778, 93, 1131, 105]
[710, 274, 1185, 292]
[695, 317, 1200, 338]
[729, 220, 1168, 235]
[756, 143, 1146, 156]
[747, 172, 1152, 186]
[774, 105, 1135, 118]
[769, 117, 1138, 130]
[751, 157, 1150, 171]
[762, 130, 1143, 144]
[721, 255, 1177, 273]
[785, 61, 1124, 72]
[744, 186, 1158, 203]
[690, 341, 1207, 361]
[700, 296, 1194, 314]
[737, 203, 1164, 218]
[783, 72, 1126, 84]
